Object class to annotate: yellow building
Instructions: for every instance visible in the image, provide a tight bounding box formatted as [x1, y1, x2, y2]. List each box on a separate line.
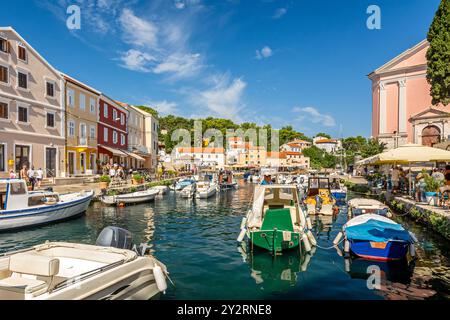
[238, 143, 267, 167]
[64, 75, 100, 176]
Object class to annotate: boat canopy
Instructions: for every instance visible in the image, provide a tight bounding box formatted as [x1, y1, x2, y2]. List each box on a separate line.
[345, 214, 412, 243]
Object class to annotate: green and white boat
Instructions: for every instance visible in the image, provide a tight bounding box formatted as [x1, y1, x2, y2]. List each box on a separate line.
[237, 185, 316, 253]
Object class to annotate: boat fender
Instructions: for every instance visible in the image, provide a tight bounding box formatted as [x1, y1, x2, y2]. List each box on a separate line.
[240, 217, 247, 230]
[302, 234, 312, 253]
[409, 244, 416, 258]
[306, 217, 313, 230]
[237, 228, 247, 242]
[333, 232, 343, 246]
[344, 239, 350, 254]
[344, 258, 350, 273]
[153, 264, 168, 293]
[306, 230, 317, 247]
[301, 253, 312, 272]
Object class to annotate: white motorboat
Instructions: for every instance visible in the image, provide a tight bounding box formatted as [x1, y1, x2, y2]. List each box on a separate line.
[0, 227, 170, 300]
[180, 183, 196, 198]
[101, 189, 159, 206]
[169, 179, 196, 191]
[196, 181, 217, 199]
[347, 198, 392, 218]
[0, 179, 93, 232]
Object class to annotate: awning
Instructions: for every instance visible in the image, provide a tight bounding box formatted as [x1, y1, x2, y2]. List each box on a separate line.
[98, 145, 128, 157]
[124, 151, 145, 161]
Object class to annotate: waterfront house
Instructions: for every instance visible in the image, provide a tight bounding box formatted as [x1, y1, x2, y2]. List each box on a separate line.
[141, 108, 159, 173]
[313, 136, 341, 154]
[0, 27, 64, 178]
[369, 39, 450, 149]
[118, 102, 148, 170]
[64, 74, 100, 176]
[267, 151, 310, 169]
[226, 136, 246, 165]
[98, 95, 129, 167]
[174, 147, 226, 169]
[280, 140, 312, 153]
[238, 143, 267, 167]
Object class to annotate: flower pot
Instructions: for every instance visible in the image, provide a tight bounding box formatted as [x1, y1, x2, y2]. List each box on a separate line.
[425, 192, 438, 205]
[132, 179, 143, 185]
[99, 182, 109, 189]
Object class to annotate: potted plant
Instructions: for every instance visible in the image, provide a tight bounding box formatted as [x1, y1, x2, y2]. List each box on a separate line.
[132, 173, 144, 185]
[424, 174, 443, 206]
[99, 175, 111, 189]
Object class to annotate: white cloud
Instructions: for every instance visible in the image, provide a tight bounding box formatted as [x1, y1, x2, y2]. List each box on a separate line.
[153, 53, 202, 79]
[256, 46, 273, 60]
[119, 8, 159, 48]
[293, 107, 336, 127]
[193, 74, 247, 120]
[152, 101, 179, 115]
[273, 8, 287, 19]
[120, 49, 155, 72]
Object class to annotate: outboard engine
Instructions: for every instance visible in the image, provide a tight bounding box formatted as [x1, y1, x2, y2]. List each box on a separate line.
[96, 226, 133, 250]
[45, 187, 54, 193]
[315, 194, 323, 211]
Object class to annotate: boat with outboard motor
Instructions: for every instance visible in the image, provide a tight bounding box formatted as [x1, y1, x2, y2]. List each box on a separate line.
[0, 226, 169, 300]
[238, 184, 316, 253]
[334, 214, 417, 261]
[0, 179, 93, 232]
[196, 180, 217, 199]
[330, 177, 347, 204]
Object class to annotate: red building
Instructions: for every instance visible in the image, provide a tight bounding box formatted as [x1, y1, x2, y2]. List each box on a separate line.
[98, 94, 129, 166]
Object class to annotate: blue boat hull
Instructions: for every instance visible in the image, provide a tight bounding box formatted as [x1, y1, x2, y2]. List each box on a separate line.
[350, 239, 409, 261]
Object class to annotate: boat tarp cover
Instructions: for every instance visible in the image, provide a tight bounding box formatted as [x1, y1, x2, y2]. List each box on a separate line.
[345, 219, 412, 243]
[248, 186, 265, 227]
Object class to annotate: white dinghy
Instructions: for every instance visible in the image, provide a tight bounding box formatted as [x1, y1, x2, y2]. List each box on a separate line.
[0, 179, 93, 232]
[0, 227, 170, 300]
[101, 189, 159, 206]
[196, 181, 217, 199]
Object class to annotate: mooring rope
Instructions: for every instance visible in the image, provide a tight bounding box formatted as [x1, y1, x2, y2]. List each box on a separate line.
[314, 238, 344, 250]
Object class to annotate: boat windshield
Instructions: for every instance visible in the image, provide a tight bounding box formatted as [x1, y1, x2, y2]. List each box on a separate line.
[330, 179, 341, 189]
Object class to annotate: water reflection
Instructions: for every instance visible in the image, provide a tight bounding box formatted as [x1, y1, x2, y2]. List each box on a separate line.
[238, 242, 316, 292]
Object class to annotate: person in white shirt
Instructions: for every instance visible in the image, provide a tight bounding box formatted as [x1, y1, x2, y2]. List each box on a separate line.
[27, 166, 36, 191]
[36, 168, 44, 188]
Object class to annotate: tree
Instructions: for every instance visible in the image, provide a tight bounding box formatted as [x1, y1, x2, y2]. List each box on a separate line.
[136, 105, 159, 118]
[342, 136, 385, 166]
[426, 0, 450, 106]
[279, 126, 310, 145]
[303, 146, 337, 169]
[315, 132, 331, 139]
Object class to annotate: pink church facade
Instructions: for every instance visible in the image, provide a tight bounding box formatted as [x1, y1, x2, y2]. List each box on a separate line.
[369, 40, 450, 150]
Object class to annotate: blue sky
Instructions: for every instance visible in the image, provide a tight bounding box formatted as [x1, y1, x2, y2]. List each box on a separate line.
[1, 0, 441, 138]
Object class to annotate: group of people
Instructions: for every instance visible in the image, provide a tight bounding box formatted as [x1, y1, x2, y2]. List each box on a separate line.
[101, 163, 133, 182]
[9, 165, 44, 190]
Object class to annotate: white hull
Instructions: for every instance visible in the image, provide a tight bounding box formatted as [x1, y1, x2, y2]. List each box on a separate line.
[102, 190, 158, 205]
[0, 192, 93, 232]
[153, 186, 169, 195]
[197, 188, 216, 199]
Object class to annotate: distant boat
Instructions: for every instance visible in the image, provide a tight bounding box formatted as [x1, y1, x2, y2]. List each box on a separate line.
[304, 177, 337, 215]
[169, 179, 196, 191]
[330, 177, 347, 204]
[238, 185, 316, 253]
[348, 198, 392, 218]
[337, 214, 415, 261]
[0, 179, 93, 232]
[101, 189, 159, 206]
[196, 181, 217, 199]
[218, 171, 238, 189]
[180, 183, 197, 198]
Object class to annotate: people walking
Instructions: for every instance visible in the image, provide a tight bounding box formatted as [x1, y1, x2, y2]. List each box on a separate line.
[20, 165, 28, 181]
[36, 168, 44, 189]
[27, 166, 36, 191]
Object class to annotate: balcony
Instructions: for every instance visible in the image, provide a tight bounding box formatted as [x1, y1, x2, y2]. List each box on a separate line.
[77, 136, 97, 147]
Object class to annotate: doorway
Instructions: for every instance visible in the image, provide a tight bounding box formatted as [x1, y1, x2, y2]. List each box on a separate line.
[68, 152, 75, 175]
[80, 152, 86, 174]
[45, 147, 57, 177]
[15, 145, 30, 171]
[422, 125, 441, 147]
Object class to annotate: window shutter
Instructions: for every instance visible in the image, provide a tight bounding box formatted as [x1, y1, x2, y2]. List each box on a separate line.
[6, 41, 11, 53]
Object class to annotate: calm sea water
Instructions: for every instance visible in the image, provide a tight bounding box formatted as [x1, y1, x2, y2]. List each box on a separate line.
[0, 181, 449, 300]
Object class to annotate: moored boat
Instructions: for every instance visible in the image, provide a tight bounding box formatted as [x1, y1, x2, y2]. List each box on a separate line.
[180, 183, 196, 198]
[0, 179, 93, 232]
[101, 189, 159, 206]
[170, 179, 196, 191]
[330, 177, 347, 204]
[196, 181, 217, 199]
[0, 227, 169, 300]
[218, 171, 238, 189]
[348, 198, 392, 218]
[336, 214, 416, 261]
[153, 185, 169, 195]
[238, 185, 316, 253]
[304, 177, 337, 215]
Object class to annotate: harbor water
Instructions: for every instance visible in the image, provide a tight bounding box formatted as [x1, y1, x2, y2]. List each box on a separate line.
[0, 181, 449, 300]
